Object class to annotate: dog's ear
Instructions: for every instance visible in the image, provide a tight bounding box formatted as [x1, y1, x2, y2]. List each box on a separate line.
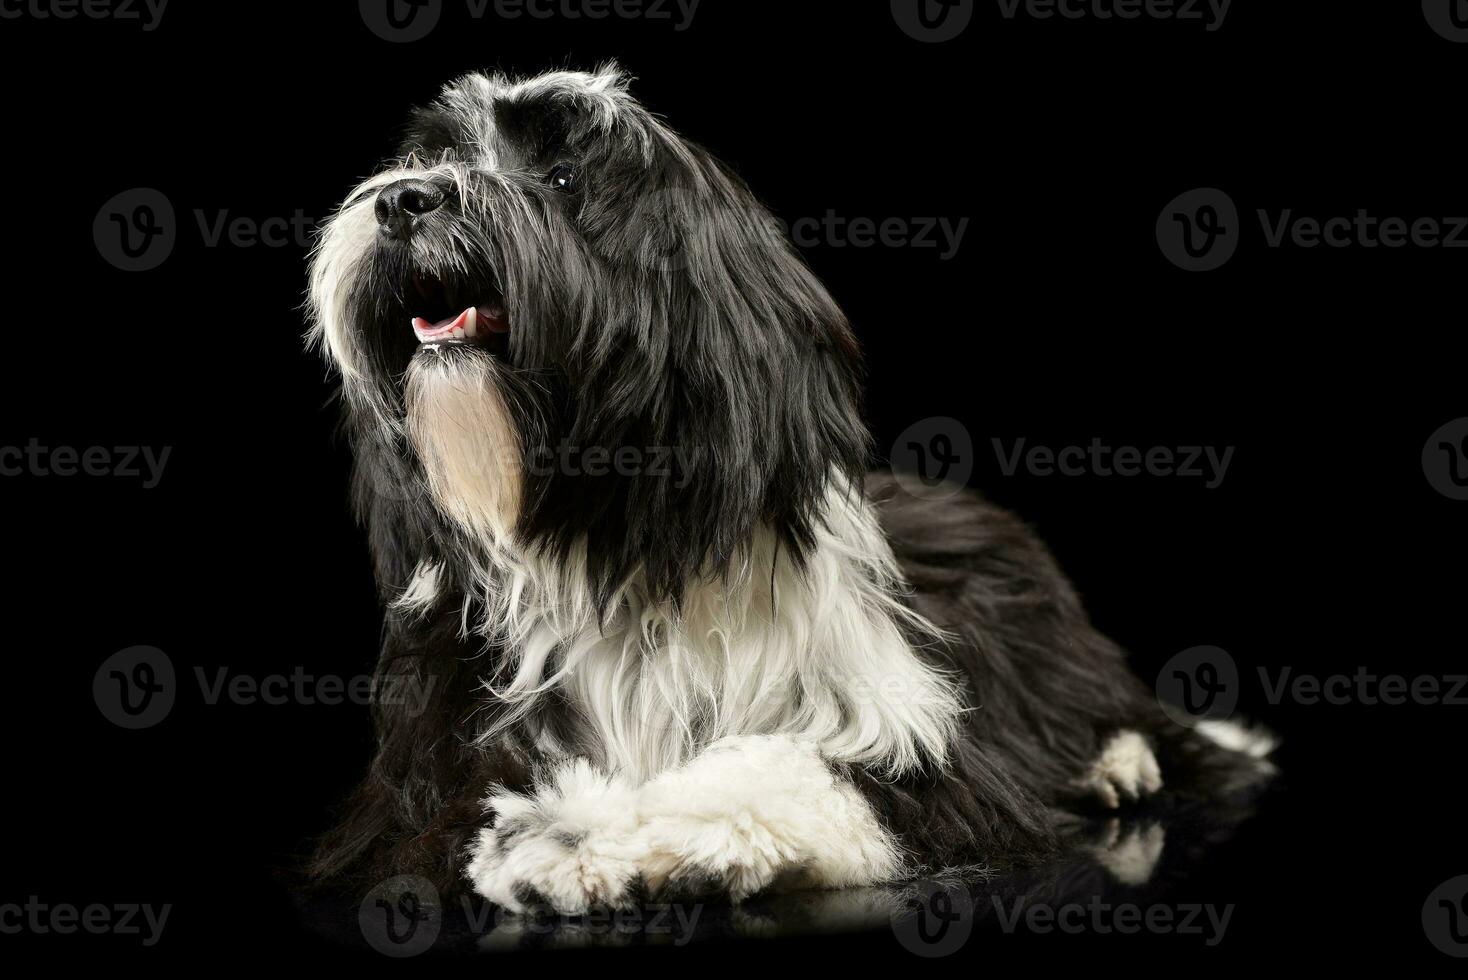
[535, 144, 871, 610]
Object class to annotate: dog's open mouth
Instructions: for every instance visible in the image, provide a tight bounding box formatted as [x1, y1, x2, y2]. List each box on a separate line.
[409, 271, 511, 355]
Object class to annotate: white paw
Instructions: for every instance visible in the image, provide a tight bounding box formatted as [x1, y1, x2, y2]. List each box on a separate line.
[632, 735, 902, 902]
[1078, 730, 1163, 809]
[1089, 818, 1165, 885]
[635, 818, 786, 901]
[464, 759, 646, 915]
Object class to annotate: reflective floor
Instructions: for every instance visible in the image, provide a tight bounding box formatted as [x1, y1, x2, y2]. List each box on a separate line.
[298, 789, 1272, 956]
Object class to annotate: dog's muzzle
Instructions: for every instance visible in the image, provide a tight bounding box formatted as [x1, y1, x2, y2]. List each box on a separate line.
[375, 178, 447, 242]
[370, 177, 512, 354]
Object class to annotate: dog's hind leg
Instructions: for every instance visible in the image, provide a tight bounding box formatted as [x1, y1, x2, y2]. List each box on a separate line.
[1072, 730, 1164, 809]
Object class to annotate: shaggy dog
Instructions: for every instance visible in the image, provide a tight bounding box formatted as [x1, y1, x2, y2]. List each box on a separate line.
[305, 65, 1271, 914]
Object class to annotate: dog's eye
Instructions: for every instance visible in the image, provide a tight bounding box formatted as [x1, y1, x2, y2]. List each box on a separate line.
[547, 164, 578, 193]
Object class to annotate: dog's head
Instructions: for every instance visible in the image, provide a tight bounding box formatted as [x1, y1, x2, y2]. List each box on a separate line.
[308, 66, 868, 608]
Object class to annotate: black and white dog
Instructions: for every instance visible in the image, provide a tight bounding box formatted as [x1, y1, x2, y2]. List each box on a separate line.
[305, 66, 1272, 914]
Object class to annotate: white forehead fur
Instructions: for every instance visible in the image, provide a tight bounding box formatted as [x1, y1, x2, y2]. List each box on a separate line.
[432, 64, 637, 161]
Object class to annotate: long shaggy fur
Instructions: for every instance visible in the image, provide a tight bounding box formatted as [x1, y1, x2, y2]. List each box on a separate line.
[304, 65, 1272, 901]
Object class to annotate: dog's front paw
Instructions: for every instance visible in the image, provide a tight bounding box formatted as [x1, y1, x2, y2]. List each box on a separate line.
[632, 735, 902, 903]
[464, 759, 645, 915]
[635, 805, 798, 902]
[1077, 730, 1163, 809]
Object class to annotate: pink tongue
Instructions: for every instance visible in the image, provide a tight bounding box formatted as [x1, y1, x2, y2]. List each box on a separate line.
[413, 309, 470, 337]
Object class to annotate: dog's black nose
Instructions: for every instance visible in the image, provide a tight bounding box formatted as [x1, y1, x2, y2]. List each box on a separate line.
[375, 179, 446, 240]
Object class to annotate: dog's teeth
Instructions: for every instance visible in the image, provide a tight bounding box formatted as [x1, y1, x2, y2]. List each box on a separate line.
[465, 307, 478, 338]
[452, 327, 465, 339]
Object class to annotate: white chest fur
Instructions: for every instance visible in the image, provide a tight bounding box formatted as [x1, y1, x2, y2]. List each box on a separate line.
[399, 485, 962, 783]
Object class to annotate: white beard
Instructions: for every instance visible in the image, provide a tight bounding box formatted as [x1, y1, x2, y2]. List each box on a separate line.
[405, 351, 524, 544]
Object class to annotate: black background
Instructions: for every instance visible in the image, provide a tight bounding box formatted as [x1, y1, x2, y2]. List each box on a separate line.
[3, 0, 1464, 968]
